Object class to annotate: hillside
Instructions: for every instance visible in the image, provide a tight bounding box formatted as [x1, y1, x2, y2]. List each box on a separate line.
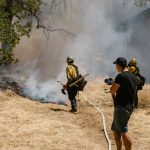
[0, 80, 150, 150]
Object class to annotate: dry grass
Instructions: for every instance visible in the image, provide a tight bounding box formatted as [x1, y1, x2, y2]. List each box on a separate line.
[0, 80, 150, 150]
[139, 84, 150, 108]
[86, 80, 150, 150]
[0, 89, 107, 150]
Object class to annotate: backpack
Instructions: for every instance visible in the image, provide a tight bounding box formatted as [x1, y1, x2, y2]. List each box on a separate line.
[136, 73, 145, 90]
[71, 64, 87, 91]
[75, 74, 87, 91]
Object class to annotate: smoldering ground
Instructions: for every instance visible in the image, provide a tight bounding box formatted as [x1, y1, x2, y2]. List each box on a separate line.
[6, 0, 150, 102]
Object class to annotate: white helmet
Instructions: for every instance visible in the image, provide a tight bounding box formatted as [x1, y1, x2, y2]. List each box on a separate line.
[66, 56, 74, 63]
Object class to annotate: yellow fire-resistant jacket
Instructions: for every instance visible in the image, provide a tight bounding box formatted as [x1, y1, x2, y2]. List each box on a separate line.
[66, 64, 78, 82]
[128, 66, 140, 76]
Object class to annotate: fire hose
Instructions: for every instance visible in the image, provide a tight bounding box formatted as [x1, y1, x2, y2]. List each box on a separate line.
[79, 92, 112, 150]
[57, 75, 111, 149]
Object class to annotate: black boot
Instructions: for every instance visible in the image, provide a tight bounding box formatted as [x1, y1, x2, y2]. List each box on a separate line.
[69, 108, 77, 113]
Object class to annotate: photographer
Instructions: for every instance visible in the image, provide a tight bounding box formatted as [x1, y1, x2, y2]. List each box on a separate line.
[110, 57, 137, 150]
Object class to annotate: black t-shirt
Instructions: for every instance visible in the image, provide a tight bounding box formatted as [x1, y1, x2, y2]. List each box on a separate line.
[115, 71, 137, 107]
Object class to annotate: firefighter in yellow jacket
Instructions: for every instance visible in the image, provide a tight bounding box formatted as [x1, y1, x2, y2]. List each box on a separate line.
[128, 58, 140, 108]
[128, 58, 140, 76]
[65, 56, 79, 113]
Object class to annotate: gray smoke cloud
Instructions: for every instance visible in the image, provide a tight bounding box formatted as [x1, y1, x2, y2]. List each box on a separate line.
[7, 0, 150, 102]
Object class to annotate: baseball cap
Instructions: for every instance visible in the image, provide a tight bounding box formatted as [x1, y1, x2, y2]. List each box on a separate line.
[113, 57, 127, 67]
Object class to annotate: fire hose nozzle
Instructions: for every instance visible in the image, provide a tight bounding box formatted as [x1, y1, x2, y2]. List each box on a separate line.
[57, 80, 64, 86]
[57, 80, 67, 95]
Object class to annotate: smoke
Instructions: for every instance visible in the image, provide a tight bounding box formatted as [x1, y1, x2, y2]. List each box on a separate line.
[7, 0, 150, 102]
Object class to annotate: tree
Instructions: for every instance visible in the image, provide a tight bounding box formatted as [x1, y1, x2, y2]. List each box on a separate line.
[0, 0, 70, 65]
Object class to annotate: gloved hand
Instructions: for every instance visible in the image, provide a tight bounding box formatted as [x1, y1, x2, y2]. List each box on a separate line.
[63, 84, 68, 90]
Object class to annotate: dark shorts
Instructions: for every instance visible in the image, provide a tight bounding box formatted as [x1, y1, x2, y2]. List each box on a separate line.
[111, 105, 133, 133]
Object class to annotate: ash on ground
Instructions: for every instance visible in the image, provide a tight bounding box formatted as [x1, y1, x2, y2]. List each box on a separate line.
[0, 76, 66, 105]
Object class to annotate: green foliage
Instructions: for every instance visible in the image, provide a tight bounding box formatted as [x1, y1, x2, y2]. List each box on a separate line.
[0, 0, 41, 65]
[0, 48, 18, 65]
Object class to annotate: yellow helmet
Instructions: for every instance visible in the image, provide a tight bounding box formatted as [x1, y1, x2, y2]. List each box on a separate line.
[130, 58, 137, 65]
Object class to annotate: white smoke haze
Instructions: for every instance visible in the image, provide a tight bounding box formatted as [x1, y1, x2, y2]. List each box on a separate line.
[23, 72, 66, 103]
[6, 0, 149, 102]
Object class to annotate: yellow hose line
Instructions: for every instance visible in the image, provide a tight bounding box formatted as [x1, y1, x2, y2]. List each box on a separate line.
[79, 92, 112, 150]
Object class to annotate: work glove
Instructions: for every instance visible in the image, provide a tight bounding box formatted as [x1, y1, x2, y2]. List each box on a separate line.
[63, 84, 68, 90]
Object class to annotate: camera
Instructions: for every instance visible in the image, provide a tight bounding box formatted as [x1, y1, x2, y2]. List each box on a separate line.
[104, 78, 114, 85]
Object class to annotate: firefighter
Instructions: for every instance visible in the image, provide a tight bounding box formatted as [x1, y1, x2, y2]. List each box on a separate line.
[64, 56, 79, 113]
[128, 58, 140, 108]
[128, 58, 140, 76]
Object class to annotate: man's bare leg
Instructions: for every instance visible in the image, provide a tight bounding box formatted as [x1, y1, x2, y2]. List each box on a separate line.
[121, 133, 132, 150]
[113, 131, 122, 150]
